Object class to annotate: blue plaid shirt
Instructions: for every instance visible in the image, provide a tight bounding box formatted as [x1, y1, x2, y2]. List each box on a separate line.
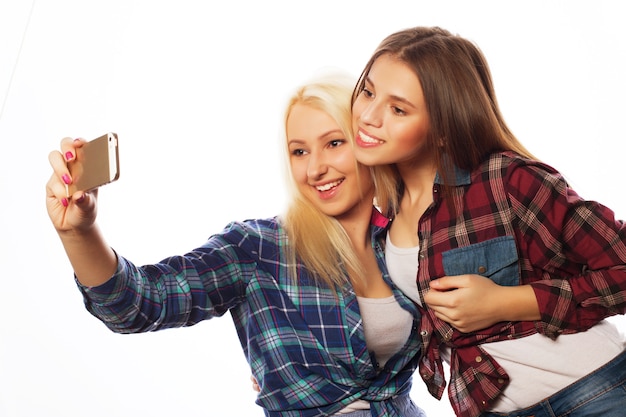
[77, 209, 421, 417]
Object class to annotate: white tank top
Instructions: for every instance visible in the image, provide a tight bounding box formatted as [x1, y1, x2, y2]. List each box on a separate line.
[336, 293, 413, 414]
[385, 233, 625, 412]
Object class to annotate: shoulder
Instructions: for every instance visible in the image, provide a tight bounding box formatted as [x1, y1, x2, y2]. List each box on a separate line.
[212, 216, 286, 245]
[477, 152, 582, 215]
[477, 151, 565, 185]
[480, 151, 556, 171]
[226, 216, 283, 232]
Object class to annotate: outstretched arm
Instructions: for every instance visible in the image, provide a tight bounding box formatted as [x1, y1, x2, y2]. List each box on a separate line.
[46, 137, 117, 286]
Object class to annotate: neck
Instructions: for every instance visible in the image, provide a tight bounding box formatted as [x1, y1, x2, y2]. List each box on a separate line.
[389, 160, 436, 249]
[336, 194, 374, 251]
[338, 192, 391, 299]
[397, 161, 437, 208]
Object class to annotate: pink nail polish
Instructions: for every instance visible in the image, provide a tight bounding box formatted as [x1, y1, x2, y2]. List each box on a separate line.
[62, 174, 71, 184]
[61, 198, 69, 207]
[65, 151, 74, 161]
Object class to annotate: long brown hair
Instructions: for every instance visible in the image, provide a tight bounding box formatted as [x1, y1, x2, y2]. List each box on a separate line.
[352, 26, 535, 215]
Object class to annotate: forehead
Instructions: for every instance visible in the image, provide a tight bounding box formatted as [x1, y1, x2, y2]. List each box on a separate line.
[367, 54, 425, 106]
[369, 54, 421, 89]
[287, 103, 340, 140]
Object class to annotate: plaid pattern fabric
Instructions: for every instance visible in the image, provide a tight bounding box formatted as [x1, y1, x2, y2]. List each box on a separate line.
[77, 213, 422, 417]
[413, 151, 626, 417]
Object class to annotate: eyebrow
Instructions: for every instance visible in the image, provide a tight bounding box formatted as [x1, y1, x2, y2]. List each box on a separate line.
[319, 128, 345, 139]
[287, 129, 345, 146]
[365, 76, 417, 109]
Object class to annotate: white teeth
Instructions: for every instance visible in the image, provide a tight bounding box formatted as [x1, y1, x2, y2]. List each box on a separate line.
[359, 132, 382, 144]
[316, 180, 342, 191]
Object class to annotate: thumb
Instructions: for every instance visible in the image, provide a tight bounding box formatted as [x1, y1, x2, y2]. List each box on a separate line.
[66, 189, 99, 228]
[429, 276, 459, 291]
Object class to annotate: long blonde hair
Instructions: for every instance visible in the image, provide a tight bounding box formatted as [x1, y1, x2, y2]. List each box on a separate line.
[353, 26, 536, 216]
[281, 71, 367, 289]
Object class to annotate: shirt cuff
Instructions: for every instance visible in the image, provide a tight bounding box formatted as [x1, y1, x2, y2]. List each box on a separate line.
[74, 253, 130, 305]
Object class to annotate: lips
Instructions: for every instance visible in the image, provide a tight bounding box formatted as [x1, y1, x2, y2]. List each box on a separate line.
[315, 179, 343, 192]
[312, 179, 344, 200]
[356, 130, 383, 148]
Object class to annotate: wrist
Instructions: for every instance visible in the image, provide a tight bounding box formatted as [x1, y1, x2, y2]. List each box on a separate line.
[501, 285, 541, 322]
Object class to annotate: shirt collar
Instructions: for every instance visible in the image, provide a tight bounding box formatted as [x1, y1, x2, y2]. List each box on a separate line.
[370, 207, 390, 228]
[434, 157, 471, 187]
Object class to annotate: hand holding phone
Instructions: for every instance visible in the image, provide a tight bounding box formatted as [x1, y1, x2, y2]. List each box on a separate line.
[67, 132, 120, 195]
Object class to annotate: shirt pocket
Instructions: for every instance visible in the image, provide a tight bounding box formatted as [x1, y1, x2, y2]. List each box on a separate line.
[442, 235, 520, 286]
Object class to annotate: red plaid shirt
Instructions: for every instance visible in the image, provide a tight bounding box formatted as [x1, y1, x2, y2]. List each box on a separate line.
[411, 151, 626, 417]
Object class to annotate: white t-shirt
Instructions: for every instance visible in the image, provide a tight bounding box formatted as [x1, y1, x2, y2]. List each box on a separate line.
[385, 234, 625, 411]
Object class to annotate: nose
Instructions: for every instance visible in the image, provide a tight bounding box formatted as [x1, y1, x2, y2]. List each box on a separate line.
[307, 150, 328, 180]
[356, 97, 382, 128]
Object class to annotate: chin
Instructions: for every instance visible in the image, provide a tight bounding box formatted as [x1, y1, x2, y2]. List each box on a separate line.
[354, 152, 382, 167]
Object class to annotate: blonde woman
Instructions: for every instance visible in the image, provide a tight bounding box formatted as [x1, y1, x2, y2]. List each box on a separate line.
[46, 73, 427, 417]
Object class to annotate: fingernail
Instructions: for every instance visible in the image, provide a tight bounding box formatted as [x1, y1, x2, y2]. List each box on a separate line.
[62, 174, 71, 184]
[65, 151, 74, 161]
[61, 198, 69, 207]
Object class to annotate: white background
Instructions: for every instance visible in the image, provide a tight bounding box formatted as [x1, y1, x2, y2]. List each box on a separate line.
[1, 1, 625, 416]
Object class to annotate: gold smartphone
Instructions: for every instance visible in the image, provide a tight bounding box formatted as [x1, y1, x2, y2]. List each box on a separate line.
[67, 132, 120, 194]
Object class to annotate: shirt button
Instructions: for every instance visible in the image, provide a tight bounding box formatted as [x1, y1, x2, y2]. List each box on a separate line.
[477, 266, 487, 274]
[420, 330, 429, 337]
[475, 356, 482, 363]
[498, 378, 505, 384]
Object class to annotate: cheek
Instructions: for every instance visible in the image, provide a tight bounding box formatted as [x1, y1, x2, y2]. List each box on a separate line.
[351, 116, 358, 135]
[357, 164, 372, 179]
[351, 99, 364, 123]
[289, 160, 308, 185]
[357, 167, 374, 190]
[336, 150, 359, 173]
[396, 121, 429, 147]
